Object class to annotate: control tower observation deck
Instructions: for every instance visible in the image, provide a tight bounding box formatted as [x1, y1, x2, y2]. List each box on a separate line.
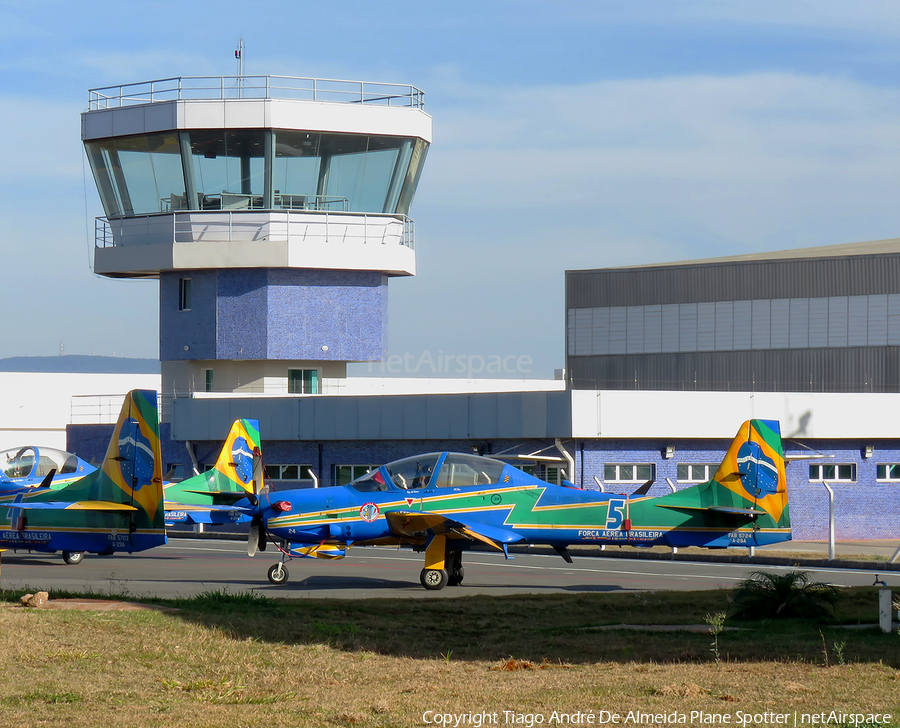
[82, 76, 431, 404]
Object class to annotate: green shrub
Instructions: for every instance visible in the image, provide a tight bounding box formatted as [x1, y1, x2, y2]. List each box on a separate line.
[729, 570, 839, 621]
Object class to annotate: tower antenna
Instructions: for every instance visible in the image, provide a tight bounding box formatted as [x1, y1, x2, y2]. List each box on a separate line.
[235, 38, 245, 97]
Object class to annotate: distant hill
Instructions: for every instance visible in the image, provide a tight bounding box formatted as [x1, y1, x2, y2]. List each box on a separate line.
[0, 356, 160, 374]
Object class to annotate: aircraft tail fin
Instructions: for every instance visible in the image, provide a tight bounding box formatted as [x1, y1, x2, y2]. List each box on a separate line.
[711, 419, 790, 528]
[210, 419, 263, 497]
[654, 420, 790, 541]
[164, 419, 262, 512]
[53, 390, 166, 543]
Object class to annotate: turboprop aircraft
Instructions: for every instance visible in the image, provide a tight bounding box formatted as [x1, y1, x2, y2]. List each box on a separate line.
[240, 419, 791, 590]
[0, 446, 95, 495]
[0, 390, 166, 564]
[163, 419, 261, 527]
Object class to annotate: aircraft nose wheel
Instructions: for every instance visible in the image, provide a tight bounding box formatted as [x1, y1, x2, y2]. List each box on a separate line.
[61, 551, 84, 565]
[267, 562, 289, 585]
[420, 568, 448, 590]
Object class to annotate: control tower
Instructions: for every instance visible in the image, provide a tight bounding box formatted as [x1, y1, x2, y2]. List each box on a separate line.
[82, 76, 431, 412]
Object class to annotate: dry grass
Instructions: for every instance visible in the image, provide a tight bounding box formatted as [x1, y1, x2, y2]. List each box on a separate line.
[0, 588, 897, 727]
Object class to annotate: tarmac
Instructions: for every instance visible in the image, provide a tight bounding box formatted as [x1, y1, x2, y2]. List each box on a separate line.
[171, 529, 900, 572]
[757, 539, 900, 560]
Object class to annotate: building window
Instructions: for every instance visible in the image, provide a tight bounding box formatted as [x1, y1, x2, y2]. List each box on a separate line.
[808, 464, 857, 482]
[269, 464, 315, 482]
[179, 277, 192, 311]
[521, 464, 567, 485]
[203, 368, 214, 392]
[876, 464, 900, 481]
[604, 464, 655, 483]
[164, 463, 190, 482]
[335, 464, 380, 486]
[677, 464, 717, 482]
[288, 368, 319, 394]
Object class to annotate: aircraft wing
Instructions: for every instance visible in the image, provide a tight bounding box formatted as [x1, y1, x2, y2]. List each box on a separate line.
[385, 510, 524, 551]
[0, 501, 138, 512]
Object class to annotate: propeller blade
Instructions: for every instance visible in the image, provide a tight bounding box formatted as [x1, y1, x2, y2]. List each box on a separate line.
[258, 520, 267, 552]
[248, 521, 259, 557]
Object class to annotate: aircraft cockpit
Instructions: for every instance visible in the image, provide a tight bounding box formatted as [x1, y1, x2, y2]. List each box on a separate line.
[348, 452, 508, 493]
[0, 446, 84, 482]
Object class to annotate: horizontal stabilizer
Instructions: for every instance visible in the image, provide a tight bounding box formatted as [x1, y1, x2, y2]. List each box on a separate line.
[163, 501, 253, 513]
[0, 500, 138, 512]
[177, 489, 249, 502]
[656, 503, 766, 517]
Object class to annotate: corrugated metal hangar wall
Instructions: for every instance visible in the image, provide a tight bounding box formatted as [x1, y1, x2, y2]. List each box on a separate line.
[566, 245, 900, 392]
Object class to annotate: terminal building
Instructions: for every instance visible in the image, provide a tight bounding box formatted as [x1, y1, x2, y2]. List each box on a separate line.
[68, 74, 900, 541]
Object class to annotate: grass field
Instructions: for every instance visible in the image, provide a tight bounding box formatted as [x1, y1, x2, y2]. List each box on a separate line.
[0, 587, 897, 728]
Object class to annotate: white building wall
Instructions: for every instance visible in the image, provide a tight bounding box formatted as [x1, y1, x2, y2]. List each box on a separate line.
[0, 372, 161, 451]
[573, 389, 900, 440]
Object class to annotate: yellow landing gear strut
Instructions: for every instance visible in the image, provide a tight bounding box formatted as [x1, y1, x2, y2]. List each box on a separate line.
[419, 535, 465, 590]
[420, 534, 448, 590]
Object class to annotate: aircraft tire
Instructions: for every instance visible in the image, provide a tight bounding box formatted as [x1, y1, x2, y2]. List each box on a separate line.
[420, 568, 448, 590]
[448, 566, 464, 586]
[62, 551, 84, 565]
[267, 563, 289, 585]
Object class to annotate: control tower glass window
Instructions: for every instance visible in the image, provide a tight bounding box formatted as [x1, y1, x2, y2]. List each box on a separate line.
[86, 133, 185, 217]
[188, 130, 266, 209]
[86, 129, 428, 218]
[274, 131, 420, 214]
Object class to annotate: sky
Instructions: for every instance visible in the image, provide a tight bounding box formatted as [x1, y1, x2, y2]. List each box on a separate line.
[0, 0, 898, 378]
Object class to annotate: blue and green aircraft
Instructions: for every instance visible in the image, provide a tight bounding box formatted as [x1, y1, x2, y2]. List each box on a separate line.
[0, 390, 166, 564]
[240, 419, 791, 590]
[0, 446, 95, 495]
[163, 418, 261, 527]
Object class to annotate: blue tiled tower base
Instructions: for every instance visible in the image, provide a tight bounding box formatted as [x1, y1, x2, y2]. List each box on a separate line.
[160, 269, 387, 362]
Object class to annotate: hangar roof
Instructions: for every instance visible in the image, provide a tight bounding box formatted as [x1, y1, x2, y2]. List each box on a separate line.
[570, 236, 900, 273]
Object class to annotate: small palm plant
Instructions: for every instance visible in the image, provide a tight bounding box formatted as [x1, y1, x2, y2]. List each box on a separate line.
[729, 570, 840, 621]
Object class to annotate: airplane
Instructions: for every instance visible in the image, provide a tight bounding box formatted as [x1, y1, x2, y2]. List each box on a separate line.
[238, 419, 791, 590]
[0, 445, 95, 495]
[163, 419, 261, 528]
[0, 390, 167, 565]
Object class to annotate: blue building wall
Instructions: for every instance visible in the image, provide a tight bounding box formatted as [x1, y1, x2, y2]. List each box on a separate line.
[160, 271, 218, 360]
[216, 269, 269, 358]
[264, 269, 387, 361]
[160, 269, 388, 362]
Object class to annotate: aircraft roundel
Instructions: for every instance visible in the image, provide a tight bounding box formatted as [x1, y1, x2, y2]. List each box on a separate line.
[736, 441, 779, 498]
[359, 503, 380, 522]
[231, 437, 253, 483]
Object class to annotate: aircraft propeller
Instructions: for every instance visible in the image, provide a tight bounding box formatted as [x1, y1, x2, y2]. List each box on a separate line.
[246, 449, 268, 557]
[247, 515, 267, 557]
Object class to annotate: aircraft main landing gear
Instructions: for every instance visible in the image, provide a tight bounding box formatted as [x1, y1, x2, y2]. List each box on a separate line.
[62, 551, 84, 565]
[418, 536, 467, 590]
[447, 550, 464, 586]
[267, 562, 289, 585]
[420, 568, 448, 590]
